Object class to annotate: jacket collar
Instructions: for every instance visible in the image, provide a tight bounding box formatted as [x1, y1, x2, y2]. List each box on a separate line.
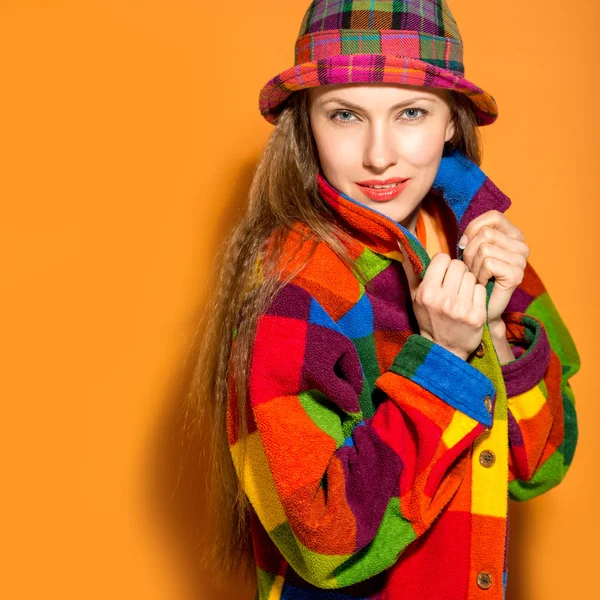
[316, 148, 512, 281]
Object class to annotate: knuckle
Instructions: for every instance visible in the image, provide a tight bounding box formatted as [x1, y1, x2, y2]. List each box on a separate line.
[515, 268, 525, 285]
[481, 226, 494, 241]
[482, 256, 493, 269]
[440, 296, 454, 314]
[453, 302, 468, 319]
[418, 287, 433, 306]
[432, 252, 451, 265]
[467, 311, 485, 328]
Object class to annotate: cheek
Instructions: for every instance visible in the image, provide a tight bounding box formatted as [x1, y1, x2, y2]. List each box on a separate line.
[398, 127, 446, 168]
[314, 131, 358, 172]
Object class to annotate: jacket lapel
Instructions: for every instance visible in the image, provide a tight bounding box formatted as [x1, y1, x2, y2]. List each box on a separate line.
[316, 148, 512, 282]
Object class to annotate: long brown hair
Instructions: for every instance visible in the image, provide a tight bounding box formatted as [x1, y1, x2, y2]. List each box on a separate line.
[181, 86, 483, 585]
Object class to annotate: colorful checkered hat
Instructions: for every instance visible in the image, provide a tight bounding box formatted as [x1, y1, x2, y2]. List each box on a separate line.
[259, 0, 498, 126]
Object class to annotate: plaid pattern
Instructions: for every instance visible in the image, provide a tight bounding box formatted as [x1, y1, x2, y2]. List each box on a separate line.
[259, 0, 498, 126]
[295, 29, 464, 72]
[298, 0, 461, 40]
[226, 148, 580, 599]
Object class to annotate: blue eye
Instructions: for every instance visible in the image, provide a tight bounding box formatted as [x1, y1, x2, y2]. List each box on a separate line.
[402, 108, 428, 120]
[330, 109, 356, 123]
[329, 107, 429, 124]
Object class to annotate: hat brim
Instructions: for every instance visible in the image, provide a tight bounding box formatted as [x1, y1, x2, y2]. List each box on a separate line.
[259, 54, 498, 127]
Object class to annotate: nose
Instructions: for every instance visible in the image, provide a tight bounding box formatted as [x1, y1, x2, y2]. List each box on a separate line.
[363, 121, 398, 170]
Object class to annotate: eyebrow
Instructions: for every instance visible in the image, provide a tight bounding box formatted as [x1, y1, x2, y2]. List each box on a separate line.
[320, 96, 436, 110]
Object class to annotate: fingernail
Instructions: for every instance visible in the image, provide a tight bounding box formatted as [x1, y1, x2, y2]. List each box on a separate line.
[458, 234, 468, 249]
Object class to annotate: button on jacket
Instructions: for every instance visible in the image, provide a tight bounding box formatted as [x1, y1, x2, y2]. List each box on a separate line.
[226, 148, 580, 600]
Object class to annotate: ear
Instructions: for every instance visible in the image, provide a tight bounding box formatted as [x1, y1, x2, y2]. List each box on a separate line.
[445, 116, 456, 143]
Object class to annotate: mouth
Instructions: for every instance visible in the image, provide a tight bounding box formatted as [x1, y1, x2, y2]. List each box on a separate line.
[355, 179, 411, 202]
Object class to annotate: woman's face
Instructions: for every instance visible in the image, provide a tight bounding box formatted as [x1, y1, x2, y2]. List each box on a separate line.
[308, 83, 456, 233]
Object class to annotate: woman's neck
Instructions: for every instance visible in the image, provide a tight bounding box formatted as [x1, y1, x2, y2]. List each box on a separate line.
[399, 203, 421, 236]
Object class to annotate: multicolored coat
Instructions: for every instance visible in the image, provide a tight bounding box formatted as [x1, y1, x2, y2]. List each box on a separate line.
[226, 148, 580, 600]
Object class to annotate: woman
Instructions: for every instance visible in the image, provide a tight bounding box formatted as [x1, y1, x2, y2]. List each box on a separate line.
[187, 1, 580, 599]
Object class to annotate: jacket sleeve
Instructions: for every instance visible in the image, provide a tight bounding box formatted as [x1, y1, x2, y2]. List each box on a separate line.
[497, 260, 581, 502]
[226, 281, 496, 589]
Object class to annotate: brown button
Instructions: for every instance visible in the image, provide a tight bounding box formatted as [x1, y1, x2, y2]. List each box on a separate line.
[477, 571, 493, 589]
[479, 450, 496, 467]
[484, 395, 493, 414]
[475, 342, 486, 358]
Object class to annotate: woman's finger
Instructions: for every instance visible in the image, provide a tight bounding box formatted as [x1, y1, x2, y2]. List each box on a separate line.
[440, 259, 468, 297]
[472, 280, 488, 317]
[460, 210, 524, 249]
[461, 225, 529, 271]
[457, 270, 477, 308]
[470, 242, 527, 285]
[420, 251, 453, 289]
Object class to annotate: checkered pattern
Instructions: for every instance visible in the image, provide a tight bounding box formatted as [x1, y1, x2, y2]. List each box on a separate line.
[227, 148, 580, 598]
[259, 0, 498, 126]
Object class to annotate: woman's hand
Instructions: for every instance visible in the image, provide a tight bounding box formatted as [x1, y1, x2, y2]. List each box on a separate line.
[398, 242, 488, 361]
[458, 210, 530, 330]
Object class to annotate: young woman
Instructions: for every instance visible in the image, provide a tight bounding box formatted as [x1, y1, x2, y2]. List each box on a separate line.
[187, 1, 581, 599]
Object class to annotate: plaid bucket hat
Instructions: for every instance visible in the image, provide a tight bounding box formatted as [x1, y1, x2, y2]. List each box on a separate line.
[259, 0, 498, 126]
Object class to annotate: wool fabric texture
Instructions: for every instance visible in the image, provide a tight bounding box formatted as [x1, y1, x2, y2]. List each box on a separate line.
[226, 148, 580, 599]
[259, 0, 498, 126]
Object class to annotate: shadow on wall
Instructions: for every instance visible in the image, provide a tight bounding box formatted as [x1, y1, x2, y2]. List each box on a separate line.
[142, 155, 536, 600]
[145, 159, 259, 600]
[507, 497, 539, 600]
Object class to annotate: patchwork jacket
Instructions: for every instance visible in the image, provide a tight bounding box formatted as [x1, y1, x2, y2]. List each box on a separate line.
[226, 148, 580, 600]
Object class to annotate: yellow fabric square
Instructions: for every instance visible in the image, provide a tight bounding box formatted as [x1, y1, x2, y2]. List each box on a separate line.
[471, 418, 509, 518]
[442, 409, 479, 449]
[507, 385, 546, 422]
[230, 431, 287, 532]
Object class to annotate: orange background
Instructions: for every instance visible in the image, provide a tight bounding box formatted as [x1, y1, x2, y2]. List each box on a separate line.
[2, 1, 598, 598]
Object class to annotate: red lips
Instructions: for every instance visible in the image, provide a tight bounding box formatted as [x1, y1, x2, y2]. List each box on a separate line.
[356, 179, 411, 202]
[355, 177, 409, 186]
